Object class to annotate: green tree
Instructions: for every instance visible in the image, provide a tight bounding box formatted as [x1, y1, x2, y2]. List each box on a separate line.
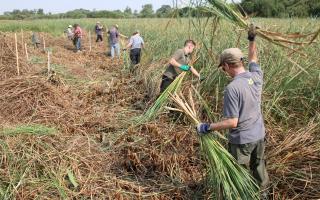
[140, 4, 154, 18]
[37, 8, 44, 15]
[240, 0, 310, 17]
[156, 5, 172, 17]
[124, 6, 132, 17]
[124, 6, 132, 15]
[310, 1, 320, 16]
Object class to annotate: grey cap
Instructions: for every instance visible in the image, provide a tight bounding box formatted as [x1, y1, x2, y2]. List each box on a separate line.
[218, 48, 244, 67]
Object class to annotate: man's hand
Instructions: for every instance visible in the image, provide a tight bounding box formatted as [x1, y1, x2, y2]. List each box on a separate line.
[199, 74, 206, 82]
[248, 23, 258, 63]
[179, 65, 191, 71]
[248, 23, 257, 42]
[196, 123, 211, 135]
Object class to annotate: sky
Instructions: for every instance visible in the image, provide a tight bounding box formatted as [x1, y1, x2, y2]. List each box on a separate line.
[0, 0, 177, 14]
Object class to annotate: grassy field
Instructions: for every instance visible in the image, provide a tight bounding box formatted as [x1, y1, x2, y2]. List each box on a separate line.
[0, 17, 320, 199]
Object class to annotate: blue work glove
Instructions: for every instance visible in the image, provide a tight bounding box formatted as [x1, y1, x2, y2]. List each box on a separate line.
[179, 65, 191, 71]
[196, 123, 211, 135]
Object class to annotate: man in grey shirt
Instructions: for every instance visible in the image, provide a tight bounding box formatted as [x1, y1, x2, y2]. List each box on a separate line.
[197, 25, 269, 197]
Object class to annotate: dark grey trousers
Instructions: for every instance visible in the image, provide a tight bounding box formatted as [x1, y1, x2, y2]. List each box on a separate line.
[228, 139, 269, 190]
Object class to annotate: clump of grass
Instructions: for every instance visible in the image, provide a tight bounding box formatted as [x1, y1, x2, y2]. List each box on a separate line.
[135, 72, 186, 125]
[1, 124, 57, 136]
[169, 91, 259, 199]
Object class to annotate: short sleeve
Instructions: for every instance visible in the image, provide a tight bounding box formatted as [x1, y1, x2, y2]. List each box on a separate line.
[223, 87, 240, 118]
[249, 62, 262, 72]
[140, 37, 144, 44]
[172, 49, 184, 61]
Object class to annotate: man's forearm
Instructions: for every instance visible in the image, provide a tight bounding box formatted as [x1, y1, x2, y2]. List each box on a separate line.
[126, 42, 132, 49]
[249, 41, 258, 63]
[120, 33, 128, 38]
[210, 118, 238, 131]
[169, 58, 182, 68]
[190, 67, 200, 78]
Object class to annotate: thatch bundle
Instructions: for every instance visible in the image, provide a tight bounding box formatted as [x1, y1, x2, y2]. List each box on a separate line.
[0, 76, 78, 132]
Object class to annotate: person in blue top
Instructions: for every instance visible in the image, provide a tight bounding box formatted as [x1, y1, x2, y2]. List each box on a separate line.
[197, 24, 269, 199]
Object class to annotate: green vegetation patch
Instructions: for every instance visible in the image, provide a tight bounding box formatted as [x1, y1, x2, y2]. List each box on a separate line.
[1, 124, 57, 136]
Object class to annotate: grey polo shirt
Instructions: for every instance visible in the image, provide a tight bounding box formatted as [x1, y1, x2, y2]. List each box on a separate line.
[223, 62, 265, 144]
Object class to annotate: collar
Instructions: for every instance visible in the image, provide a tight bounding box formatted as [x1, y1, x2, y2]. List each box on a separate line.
[233, 71, 250, 79]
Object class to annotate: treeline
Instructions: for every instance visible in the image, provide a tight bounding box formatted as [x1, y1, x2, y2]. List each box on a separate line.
[0, 5, 212, 20]
[240, 0, 320, 17]
[1, 1, 319, 20]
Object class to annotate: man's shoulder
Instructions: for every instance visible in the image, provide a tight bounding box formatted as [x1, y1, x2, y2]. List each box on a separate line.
[175, 49, 184, 53]
[248, 62, 263, 73]
[248, 61, 260, 67]
[133, 35, 141, 40]
[227, 78, 243, 89]
[225, 81, 240, 95]
[172, 49, 184, 56]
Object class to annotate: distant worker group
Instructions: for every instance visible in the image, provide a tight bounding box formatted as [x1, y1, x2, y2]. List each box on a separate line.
[63, 22, 143, 69]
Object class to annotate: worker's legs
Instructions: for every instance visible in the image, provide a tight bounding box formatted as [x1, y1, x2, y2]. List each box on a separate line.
[228, 142, 254, 169]
[115, 43, 120, 57]
[136, 48, 141, 64]
[130, 48, 141, 65]
[160, 75, 175, 93]
[96, 35, 103, 42]
[73, 38, 77, 46]
[129, 49, 135, 65]
[229, 140, 270, 199]
[250, 139, 269, 190]
[110, 44, 115, 58]
[76, 38, 81, 51]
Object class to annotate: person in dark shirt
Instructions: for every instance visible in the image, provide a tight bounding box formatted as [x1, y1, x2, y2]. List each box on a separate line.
[95, 21, 103, 43]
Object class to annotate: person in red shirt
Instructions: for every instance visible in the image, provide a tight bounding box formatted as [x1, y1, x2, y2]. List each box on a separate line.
[73, 24, 82, 52]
